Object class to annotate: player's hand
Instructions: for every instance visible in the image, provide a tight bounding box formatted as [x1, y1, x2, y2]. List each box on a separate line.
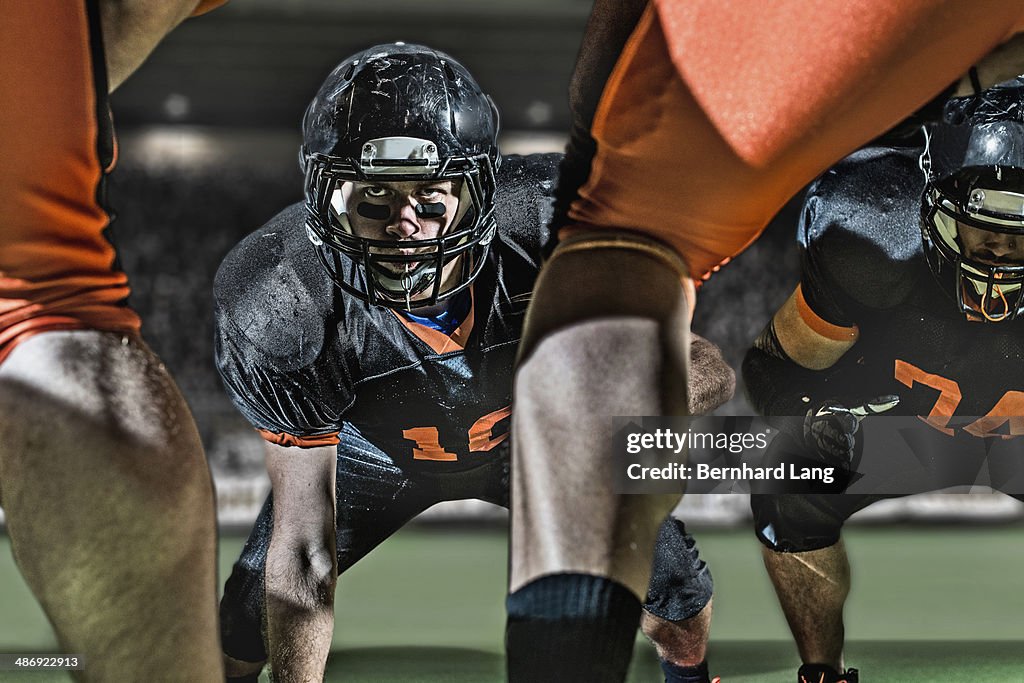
[803, 395, 899, 466]
[688, 334, 736, 415]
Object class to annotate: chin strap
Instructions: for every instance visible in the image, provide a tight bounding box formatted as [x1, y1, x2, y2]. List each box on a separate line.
[980, 282, 1010, 322]
[401, 263, 415, 310]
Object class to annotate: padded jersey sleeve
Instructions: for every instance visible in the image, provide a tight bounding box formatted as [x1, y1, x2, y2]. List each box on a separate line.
[796, 192, 860, 331]
[214, 312, 350, 447]
[796, 146, 925, 329]
[745, 146, 925, 421]
[213, 208, 354, 447]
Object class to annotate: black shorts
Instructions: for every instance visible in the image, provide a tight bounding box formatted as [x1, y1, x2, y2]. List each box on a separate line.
[751, 432, 1024, 553]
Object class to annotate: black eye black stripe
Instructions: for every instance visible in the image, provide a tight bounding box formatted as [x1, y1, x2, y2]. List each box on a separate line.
[356, 202, 391, 220]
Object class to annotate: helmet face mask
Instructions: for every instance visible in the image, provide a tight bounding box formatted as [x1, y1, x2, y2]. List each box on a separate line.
[921, 186, 1024, 321]
[301, 44, 500, 310]
[919, 79, 1024, 323]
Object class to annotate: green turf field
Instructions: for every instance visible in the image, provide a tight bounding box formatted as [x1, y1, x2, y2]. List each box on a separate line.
[1, 524, 1021, 681]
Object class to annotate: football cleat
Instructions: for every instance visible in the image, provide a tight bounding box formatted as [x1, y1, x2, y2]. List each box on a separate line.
[798, 663, 859, 683]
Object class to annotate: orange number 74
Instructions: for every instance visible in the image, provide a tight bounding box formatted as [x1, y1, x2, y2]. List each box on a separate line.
[894, 360, 1024, 438]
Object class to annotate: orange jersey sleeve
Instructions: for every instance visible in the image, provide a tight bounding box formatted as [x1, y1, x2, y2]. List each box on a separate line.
[565, 1, 1024, 282]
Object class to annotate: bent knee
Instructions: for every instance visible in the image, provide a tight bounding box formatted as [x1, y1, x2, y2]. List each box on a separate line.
[267, 541, 336, 610]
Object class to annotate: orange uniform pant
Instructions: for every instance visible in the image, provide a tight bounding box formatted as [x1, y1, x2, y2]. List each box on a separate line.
[0, 0, 141, 364]
[566, 0, 1024, 282]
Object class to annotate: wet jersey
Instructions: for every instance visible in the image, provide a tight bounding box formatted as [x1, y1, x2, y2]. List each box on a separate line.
[215, 153, 558, 471]
[794, 146, 1024, 438]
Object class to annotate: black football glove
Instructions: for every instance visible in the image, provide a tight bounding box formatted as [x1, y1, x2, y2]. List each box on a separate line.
[803, 395, 900, 467]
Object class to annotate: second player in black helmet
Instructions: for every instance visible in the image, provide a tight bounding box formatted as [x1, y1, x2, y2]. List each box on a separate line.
[215, 41, 736, 681]
[920, 76, 1024, 322]
[302, 42, 501, 309]
[686, 78, 1024, 683]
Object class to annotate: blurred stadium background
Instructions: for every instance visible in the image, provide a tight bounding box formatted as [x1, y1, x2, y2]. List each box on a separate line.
[0, 2, 1021, 680]
[100, 0, 1021, 528]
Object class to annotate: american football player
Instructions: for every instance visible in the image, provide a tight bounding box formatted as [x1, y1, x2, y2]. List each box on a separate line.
[507, 1, 1024, 680]
[0, 1, 226, 680]
[749, 79, 1024, 683]
[661, 79, 1024, 683]
[214, 42, 732, 681]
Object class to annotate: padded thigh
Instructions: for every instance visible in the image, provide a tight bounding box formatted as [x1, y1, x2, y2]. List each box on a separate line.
[750, 493, 883, 553]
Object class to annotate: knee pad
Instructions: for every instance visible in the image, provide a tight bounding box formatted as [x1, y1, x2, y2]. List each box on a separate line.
[645, 517, 714, 621]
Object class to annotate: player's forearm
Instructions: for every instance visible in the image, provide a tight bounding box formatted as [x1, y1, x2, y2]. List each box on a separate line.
[265, 545, 336, 682]
[742, 322, 833, 428]
[99, 0, 205, 92]
[263, 442, 339, 681]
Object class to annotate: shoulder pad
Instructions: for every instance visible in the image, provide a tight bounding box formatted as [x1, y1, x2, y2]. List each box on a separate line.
[800, 146, 925, 309]
[213, 202, 332, 370]
[493, 153, 561, 254]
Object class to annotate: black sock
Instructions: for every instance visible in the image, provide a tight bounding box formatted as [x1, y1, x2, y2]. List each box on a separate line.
[660, 658, 711, 683]
[506, 573, 642, 683]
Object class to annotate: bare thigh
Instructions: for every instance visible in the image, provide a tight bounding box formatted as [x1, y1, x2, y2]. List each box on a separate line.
[0, 330, 222, 681]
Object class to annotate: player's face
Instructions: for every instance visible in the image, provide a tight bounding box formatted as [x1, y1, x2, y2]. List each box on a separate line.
[342, 178, 466, 303]
[345, 179, 461, 244]
[957, 222, 1024, 267]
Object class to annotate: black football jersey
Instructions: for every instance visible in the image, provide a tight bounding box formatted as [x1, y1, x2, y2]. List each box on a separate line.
[215, 153, 559, 471]
[794, 146, 1024, 439]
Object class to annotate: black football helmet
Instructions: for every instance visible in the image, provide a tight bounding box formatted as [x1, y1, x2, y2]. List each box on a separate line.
[301, 43, 500, 309]
[920, 77, 1024, 322]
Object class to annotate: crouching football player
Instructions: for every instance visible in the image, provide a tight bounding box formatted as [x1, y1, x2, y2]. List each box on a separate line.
[214, 43, 733, 681]
[740, 81, 1024, 683]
